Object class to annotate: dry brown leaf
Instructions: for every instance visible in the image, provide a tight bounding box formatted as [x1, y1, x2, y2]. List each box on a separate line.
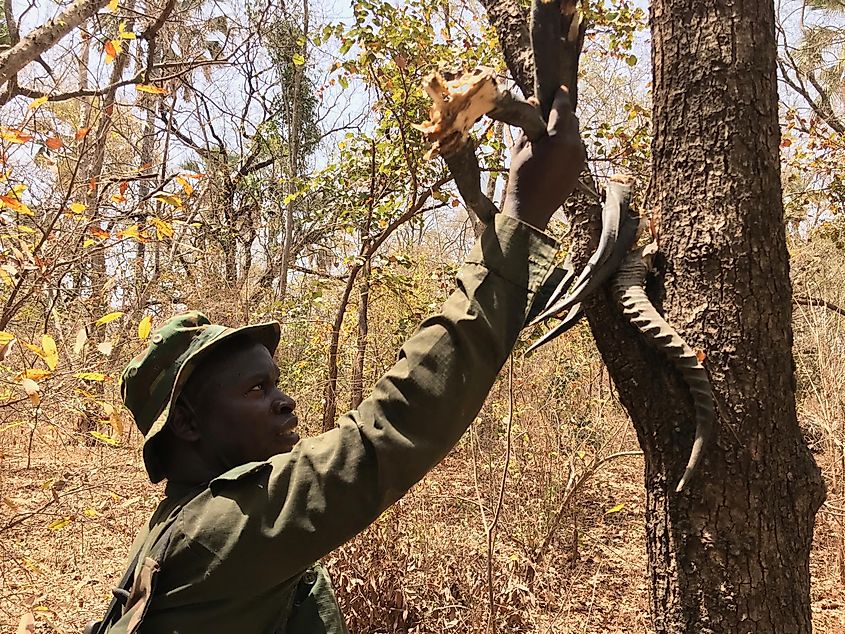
[20, 378, 39, 405]
[73, 327, 88, 355]
[0, 337, 15, 361]
[3, 496, 20, 512]
[16, 612, 34, 634]
[97, 341, 114, 357]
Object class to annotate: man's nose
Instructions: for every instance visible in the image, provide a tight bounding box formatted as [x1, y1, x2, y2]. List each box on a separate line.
[272, 392, 296, 413]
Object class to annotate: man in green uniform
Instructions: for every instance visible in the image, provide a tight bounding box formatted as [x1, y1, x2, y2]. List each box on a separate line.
[97, 88, 584, 633]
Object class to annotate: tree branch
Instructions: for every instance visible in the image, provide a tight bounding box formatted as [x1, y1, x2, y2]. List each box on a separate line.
[0, 0, 110, 87]
[794, 294, 845, 318]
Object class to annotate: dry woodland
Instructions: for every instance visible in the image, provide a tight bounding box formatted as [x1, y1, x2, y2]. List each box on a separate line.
[1, 0, 844, 632]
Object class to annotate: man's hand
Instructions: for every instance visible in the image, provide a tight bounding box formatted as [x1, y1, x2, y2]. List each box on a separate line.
[501, 87, 586, 230]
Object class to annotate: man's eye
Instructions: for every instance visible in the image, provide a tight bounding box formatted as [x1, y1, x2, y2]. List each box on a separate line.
[249, 383, 264, 393]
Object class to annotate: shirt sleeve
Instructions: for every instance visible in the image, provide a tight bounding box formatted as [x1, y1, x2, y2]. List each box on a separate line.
[165, 214, 559, 598]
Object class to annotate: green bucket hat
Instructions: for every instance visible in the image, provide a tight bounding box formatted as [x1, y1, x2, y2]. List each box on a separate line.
[120, 311, 281, 483]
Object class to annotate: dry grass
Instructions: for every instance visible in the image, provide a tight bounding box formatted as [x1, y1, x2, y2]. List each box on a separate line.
[4, 239, 845, 633]
[2, 325, 845, 633]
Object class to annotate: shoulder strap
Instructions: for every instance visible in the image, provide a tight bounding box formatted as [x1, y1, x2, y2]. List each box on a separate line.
[89, 515, 181, 634]
[88, 490, 197, 634]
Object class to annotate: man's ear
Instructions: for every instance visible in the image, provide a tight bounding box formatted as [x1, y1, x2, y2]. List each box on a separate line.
[169, 401, 201, 442]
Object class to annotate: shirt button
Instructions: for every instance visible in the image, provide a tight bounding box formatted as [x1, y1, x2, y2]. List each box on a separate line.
[128, 367, 138, 377]
[152, 334, 163, 344]
[303, 569, 317, 585]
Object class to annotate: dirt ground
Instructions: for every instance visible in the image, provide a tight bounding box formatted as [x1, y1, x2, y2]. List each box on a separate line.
[1, 431, 843, 633]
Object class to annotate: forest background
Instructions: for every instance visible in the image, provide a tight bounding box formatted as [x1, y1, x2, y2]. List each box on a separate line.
[0, 0, 844, 631]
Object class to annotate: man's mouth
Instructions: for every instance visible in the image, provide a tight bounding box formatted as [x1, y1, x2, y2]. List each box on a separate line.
[277, 416, 300, 443]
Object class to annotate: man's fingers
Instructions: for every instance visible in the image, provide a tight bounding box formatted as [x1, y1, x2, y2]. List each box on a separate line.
[547, 86, 577, 136]
[512, 132, 529, 153]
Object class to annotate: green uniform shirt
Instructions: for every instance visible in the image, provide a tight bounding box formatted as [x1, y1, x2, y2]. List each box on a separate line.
[108, 215, 558, 633]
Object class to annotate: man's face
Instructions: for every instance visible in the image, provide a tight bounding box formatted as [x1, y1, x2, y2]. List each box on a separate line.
[185, 341, 300, 470]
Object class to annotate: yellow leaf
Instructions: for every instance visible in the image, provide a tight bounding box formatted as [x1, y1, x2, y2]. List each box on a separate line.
[175, 175, 194, 196]
[118, 224, 140, 239]
[118, 20, 136, 39]
[0, 195, 33, 215]
[41, 334, 57, 370]
[69, 202, 86, 214]
[0, 420, 25, 434]
[21, 558, 44, 574]
[0, 330, 15, 345]
[20, 377, 39, 405]
[138, 315, 152, 340]
[48, 516, 73, 530]
[82, 239, 95, 248]
[150, 216, 174, 238]
[107, 0, 118, 11]
[19, 369, 50, 380]
[89, 430, 118, 446]
[21, 341, 45, 357]
[83, 508, 99, 518]
[0, 269, 13, 287]
[111, 193, 126, 203]
[74, 372, 107, 381]
[605, 503, 625, 514]
[1, 127, 33, 143]
[136, 84, 168, 95]
[153, 193, 182, 208]
[28, 96, 48, 109]
[95, 311, 124, 326]
[17, 225, 34, 233]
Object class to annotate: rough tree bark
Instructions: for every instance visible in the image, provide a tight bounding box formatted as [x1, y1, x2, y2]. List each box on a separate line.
[480, 0, 826, 631]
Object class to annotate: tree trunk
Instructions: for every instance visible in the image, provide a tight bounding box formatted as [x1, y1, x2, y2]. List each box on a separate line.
[134, 101, 155, 309]
[84, 25, 132, 313]
[481, 1, 826, 631]
[277, 0, 309, 303]
[636, 1, 826, 629]
[350, 261, 370, 410]
[322, 263, 361, 431]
